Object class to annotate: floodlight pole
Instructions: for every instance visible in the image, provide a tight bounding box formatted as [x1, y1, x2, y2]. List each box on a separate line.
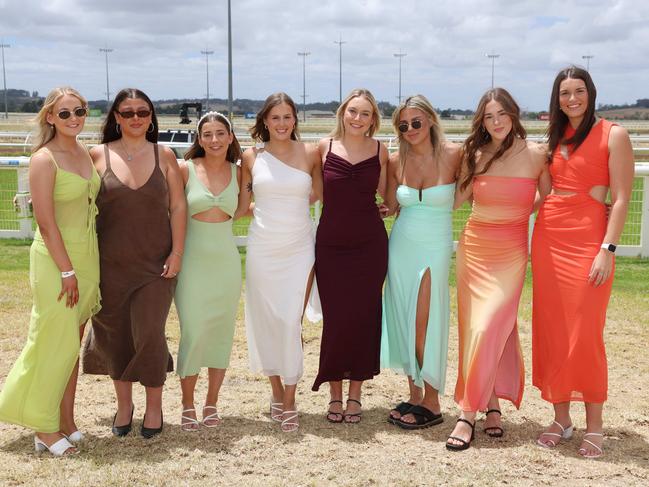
[227, 0, 233, 120]
[201, 49, 214, 111]
[297, 51, 310, 122]
[334, 35, 346, 105]
[1, 40, 9, 119]
[394, 50, 407, 104]
[582, 54, 594, 72]
[486, 52, 500, 88]
[100, 46, 113, 106]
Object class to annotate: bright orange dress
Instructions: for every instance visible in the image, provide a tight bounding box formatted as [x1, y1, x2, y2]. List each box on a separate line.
[531, 119, 614, 404]
[455, 170, 536, 412]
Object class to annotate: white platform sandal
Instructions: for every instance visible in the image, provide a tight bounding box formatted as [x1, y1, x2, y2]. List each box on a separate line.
[537, 420, 574, 448]
[34, 436, 78, 456]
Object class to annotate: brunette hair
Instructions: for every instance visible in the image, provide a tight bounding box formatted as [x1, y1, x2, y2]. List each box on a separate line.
[460, 88, 526, 190]
[32, 87, 87, 151]
[184, 112, 241, 163]
[101, 88, 159, 144]
[392, 94, 445, 174]
[547, 65, 597, 156]
[331, 88, 381, 139]
[250, 92, 300, 142]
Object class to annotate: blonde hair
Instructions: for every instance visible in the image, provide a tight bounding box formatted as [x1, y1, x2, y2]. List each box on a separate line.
[330, 88, 381, 139]
[391, 94, 445, 174]
[32, 86, 87, 151]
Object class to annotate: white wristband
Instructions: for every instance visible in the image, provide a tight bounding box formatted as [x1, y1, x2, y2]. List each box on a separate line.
[61, 270, 76, 278]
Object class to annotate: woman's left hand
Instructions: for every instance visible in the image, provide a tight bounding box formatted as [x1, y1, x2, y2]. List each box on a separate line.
[161, 252, 182, 279]
[588, 249, 614, 287]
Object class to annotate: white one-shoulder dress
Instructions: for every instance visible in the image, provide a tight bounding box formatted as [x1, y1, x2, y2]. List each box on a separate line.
[245, 148, 319, 385]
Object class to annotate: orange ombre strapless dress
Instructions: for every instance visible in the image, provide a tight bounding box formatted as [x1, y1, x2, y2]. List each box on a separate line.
[455, 175, 536, 411]
[531, 120, 615, 404]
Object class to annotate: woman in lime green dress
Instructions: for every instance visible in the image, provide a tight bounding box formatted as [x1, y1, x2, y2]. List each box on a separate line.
[0, 87, 100, 456]
[175, 112, 243, 431]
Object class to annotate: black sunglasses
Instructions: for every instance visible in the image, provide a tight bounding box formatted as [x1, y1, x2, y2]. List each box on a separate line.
[116, 109, 152, 119]
[398, 119, 423, 133]
[57, 107, 88, 120]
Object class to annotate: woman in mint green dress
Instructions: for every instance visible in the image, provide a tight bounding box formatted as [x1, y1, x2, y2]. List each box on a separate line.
[174, 112, 243, 431]
[0, 87, 100, 455]
[381, 95, 461, 429]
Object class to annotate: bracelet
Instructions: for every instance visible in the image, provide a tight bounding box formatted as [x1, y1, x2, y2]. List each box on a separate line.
[61, 270, 76, 278]
[172, 251, 183, 258]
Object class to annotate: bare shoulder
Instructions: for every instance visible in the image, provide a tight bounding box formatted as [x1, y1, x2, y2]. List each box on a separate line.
[29, 149, 55, 170]
[159, 144, 177, 162]
[317, 137, 331, 153]
[609, 124, 630, 144]
[89, 144, 104, 160]
[241, 147, 257, 168]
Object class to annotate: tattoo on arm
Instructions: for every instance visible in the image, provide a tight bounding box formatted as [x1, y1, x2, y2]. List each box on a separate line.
[246, 182, 253, 193]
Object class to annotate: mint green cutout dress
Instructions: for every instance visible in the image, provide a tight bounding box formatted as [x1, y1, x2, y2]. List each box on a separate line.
[381, 183, 454, 390]
[175, 161, 241, 377]
[0, 148, 101, 433]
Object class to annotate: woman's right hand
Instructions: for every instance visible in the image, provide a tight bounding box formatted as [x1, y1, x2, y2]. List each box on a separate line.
[58, 275, 79, 308]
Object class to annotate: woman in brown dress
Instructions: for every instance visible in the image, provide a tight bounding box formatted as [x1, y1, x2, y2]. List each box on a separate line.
[82, 88, 186, 438]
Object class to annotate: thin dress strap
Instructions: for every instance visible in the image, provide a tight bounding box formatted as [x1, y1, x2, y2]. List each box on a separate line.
[328, 138, 333, 154]
[103, 144, 111, 170]
[41, 147, 59, 168]
[376, 139, 381, 156]
[153, 143, 160, 167]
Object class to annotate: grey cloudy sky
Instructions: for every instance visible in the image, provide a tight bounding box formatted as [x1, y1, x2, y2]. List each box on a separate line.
[1, 0, 648, 110]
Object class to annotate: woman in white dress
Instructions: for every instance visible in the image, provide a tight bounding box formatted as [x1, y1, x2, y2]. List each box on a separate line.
[238, 92, 322, 432]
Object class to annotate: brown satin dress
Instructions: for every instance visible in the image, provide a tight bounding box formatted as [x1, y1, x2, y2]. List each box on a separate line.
[83, 144, 175, 387]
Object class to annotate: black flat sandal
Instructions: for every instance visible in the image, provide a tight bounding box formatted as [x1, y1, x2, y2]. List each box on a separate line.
[483, 409, 504, 438]
[387, 401, 415, 424]
[446, 418, 476, 451]
[343, 399, 362, 424]
[396, 405, 443, 430]
[326, 400, 344, 423]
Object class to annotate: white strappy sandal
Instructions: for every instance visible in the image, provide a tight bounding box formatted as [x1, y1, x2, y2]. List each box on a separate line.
[181, 408, 200, 432]
[579, 432, 604, 459]
[65, 430, 84, 443]
[202, 405, 222, 428]
[281, 410, 299, 433]
[270, 398, 283, 422]
[537, 420, 574, 448]
[34, 436, 78, 456]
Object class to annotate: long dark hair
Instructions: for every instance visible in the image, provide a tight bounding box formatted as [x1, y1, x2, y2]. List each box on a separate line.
[184, 112, 241, 163]
[250, 92, 300, 142]
[101, 88, 159, 144]
[547, 65, 597, 156]
[460, 87, 526, 190]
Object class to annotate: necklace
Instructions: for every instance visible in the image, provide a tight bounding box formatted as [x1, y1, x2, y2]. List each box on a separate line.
[120, 139, 147, 161]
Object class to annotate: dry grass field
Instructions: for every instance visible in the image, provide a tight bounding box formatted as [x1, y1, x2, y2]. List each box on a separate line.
[0, 241, 648, 486]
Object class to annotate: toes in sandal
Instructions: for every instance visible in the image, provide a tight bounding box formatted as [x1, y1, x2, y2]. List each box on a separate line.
[446, 418, 476, 451]
[281, 410, 299, 433]
[578, 432, 604, 459]
[537, 420, 574, 448]
[34, 436, 78, 456]
[181, 408, 200, 432]
[388, 401, 415, 424]
[326, 400, 344, 423]
[396, 405, 443, 430]
[343, 399, 362, 424]
[270, 397, 283, 422]
[483, 409, 504, 438]
[202, 405, 221, 428]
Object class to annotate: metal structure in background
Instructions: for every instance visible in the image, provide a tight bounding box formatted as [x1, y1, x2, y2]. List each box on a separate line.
[201, 49, 214, 111]
[394, 50, 407, 104]
[486, 52, 500, 88]
[297, 51, 310, 122]
[1, 40, 9, 119]
[99, 46, 113, 105]
[334, 35, 346, 105]
[582, 54, 594, 72]
[227, 0, 233, 120]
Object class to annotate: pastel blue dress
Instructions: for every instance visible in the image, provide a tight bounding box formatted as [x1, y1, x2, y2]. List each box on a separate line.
[381, 183, 454, 390]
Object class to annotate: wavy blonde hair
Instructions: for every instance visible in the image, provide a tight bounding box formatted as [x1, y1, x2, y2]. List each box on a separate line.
[391, 95, 445, 174]
[32, 86, 87, 151]
[330, 88, 381, 139]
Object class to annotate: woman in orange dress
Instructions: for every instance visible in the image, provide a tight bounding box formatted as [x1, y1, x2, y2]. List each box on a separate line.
[532, 66, 634, 459]
[446, 88, 548, 451]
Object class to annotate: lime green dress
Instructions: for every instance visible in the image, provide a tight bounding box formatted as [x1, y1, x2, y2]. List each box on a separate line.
[0, 148, 101, 433]
[175, 161, 241, 377]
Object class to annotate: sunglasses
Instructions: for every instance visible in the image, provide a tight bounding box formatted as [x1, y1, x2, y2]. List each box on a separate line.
[57, 107, 88, 120]
[116, 109, 152, 119]
[398, 119, 423, 133]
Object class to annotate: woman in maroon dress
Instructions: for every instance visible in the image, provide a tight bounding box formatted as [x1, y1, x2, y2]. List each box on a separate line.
[312, 88, 389, 423]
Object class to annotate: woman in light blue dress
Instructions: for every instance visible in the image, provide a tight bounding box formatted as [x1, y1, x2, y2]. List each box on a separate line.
[381, 95, 461, 429]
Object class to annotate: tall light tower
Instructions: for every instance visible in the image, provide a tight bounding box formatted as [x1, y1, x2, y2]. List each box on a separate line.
[297, 50, 310, 122]
[227, 0, 233, 120]
[201, 49, 214, 111]
[486, 52, 500, 88]
[394, 49, 407, 104]
[582, 54, 594, 72]
[99, 46, 113, 106]
[1, 40, 9, 119]
[334, 35, 346, 105]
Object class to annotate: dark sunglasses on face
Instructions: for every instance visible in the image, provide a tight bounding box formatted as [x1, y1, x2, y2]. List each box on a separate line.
[116, 109, 152, 119]
[57, 107, 88, 119]
[398, 119, 423, 133]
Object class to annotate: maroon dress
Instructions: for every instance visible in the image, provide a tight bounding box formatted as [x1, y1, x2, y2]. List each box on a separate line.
[312, 139, 388, 391]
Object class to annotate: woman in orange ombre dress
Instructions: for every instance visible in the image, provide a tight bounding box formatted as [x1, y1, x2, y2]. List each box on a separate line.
[446, 88, 548, 451]
[532, 66, 634, 459]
